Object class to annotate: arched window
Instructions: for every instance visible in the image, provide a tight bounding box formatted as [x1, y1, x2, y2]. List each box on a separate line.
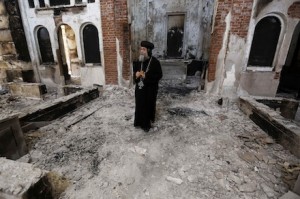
[37, 27, 54, 63]
[248, 16, 281, 67]
[83, 24, 101, 64]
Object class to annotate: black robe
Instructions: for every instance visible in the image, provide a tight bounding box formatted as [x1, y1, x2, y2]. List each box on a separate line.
[133, 56, 163, 130]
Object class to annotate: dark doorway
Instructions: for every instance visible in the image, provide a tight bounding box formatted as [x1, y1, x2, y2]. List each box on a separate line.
[248, 16, 281, 67]
[167, 14, 185, 58]
[277, 22, 300, 98]
[37, 27, 54, 63]
[83, 24, 101, 64]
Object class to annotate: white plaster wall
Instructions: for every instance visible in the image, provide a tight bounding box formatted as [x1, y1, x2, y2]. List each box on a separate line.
[207, 0, 300, 98]
[116, 38, 130, 87]
[18, 0, 105, 86]
[129, 0, 214, 60]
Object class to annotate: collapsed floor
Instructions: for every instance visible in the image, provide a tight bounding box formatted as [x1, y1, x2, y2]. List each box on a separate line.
[7, 80, 300, 198]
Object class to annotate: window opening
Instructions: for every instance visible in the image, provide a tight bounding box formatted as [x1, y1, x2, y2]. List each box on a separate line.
[49, 0, 70, 6]
[28, 0, 35, 8]
[83, 24, 101, 64]
[39, 0, 45, 7]
[37, 27, 54, 63]
[248, 16, 281, 67]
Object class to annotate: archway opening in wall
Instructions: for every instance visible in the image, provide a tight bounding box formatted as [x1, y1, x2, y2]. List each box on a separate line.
[277, 22, 300, 99]
[248, 16, 281, 67]
[57, 24, 80, 85]
[37, 27, 54, 64]
[167, 14, 185, 59]
[82, 24, 101, 64]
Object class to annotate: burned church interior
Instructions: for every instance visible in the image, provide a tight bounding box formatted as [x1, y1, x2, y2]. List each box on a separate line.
[0, 0, 300, 198]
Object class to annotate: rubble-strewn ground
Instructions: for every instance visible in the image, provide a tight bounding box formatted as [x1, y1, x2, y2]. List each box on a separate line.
[9, 80, 300, 198]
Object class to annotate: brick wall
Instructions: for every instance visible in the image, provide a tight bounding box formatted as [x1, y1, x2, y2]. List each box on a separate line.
[0, 0, 13, 86]
[288, 2, 300, 18]
[207, 0, 253, 82]
[100, 0, 130, 84]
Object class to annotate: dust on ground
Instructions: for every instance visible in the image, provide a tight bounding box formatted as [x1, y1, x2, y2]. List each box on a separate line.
[16, 80, 300, 199]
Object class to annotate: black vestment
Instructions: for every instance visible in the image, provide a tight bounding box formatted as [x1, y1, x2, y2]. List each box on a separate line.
[133, 56, 163, 130]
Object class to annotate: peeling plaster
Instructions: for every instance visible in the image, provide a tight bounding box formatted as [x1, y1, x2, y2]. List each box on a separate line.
[222, 35, 246, 98]
[206, 12, 231, 95]
[208, 0, 300, 98]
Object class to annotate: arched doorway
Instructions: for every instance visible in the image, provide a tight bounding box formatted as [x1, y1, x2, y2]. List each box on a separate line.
[277, 22, 300, 98]
[57, 24, 80, 84]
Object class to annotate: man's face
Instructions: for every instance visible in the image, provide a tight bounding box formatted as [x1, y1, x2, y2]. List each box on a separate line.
[140, 47, 148, 57]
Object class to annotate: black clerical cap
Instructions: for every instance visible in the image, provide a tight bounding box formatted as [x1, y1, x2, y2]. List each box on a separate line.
[141, 41, 154, 50]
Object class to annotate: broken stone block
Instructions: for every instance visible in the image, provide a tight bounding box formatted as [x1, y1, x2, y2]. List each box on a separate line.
[0, 158, 53, 199]
[238, 182, 257, 193]
[0, 115, 28, 160]
[0, 42, 16, 55]
[0, 15, 9, 29]
[7, 82, 47, 99]
[166, 176, 183, 185]
[0, 30, 13, 42]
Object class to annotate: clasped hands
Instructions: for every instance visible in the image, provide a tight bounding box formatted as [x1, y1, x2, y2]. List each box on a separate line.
[136, 71, 145, 79]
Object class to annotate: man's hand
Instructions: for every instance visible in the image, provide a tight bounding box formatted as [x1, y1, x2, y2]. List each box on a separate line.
[136, 71, 145, 78]
[136, 71, 141, 78]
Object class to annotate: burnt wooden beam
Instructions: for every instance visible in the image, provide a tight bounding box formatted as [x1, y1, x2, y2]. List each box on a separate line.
[239, 96, 300, 158]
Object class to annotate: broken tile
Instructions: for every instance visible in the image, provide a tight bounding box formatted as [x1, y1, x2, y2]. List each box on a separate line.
[166, 176, 183, 185]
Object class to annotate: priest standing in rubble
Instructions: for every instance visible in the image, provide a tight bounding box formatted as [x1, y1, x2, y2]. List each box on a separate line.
[133, 41, 163, 132]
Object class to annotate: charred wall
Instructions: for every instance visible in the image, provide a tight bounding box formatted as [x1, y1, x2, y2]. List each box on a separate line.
[4, 0, 30, 62]
[129, 0, 214, 61]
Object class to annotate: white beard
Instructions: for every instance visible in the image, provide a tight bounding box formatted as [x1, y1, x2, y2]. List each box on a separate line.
[139, 55, 145, 62]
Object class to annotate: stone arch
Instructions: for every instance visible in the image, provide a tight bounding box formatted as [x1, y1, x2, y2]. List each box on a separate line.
[248, 16, 281, 67]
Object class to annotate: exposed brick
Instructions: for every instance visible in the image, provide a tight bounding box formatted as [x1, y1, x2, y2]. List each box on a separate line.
[100, 0, 130, 84]
[207, 0, 253, 82]
[288, 2, 300, 18]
